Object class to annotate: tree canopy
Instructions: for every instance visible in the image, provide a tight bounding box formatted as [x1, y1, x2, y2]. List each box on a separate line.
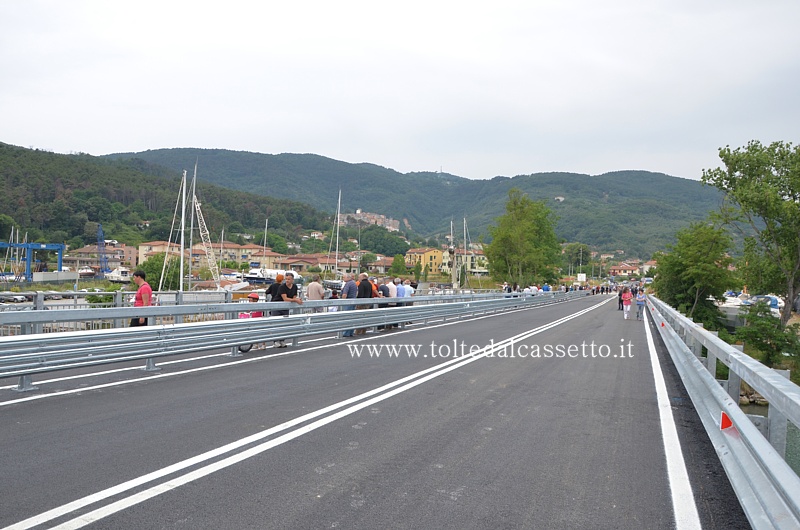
[357, 225, 409, 258]
[388, 255, 407, 276]
[484, 189, 560, 286]
[652, 222, 734, 327]
[702, 140, 800, 326]
[0, 143, 328, 248]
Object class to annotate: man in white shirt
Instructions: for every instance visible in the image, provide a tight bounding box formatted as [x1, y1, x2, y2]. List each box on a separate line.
[306, 274, 325, 312]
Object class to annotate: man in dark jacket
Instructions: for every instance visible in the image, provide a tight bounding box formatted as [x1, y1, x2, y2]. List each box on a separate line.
[340, 273, 358, 337]
[355, 272, 373, 335]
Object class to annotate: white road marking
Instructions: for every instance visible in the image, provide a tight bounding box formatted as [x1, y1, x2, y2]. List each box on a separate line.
[4, 299, 610, 529]
[643, 311, 702, 530]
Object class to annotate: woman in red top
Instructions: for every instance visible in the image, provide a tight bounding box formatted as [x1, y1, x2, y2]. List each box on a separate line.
[621, 287, 633, 320]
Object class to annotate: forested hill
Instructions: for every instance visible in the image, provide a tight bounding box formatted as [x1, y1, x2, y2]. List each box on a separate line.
[0, 143, 328, 248]
[106, 148, 724, 258]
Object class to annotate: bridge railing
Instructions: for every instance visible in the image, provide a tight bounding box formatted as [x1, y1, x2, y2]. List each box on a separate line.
[0, 291, 585, 392]
[0, 290, 539, 335]
[648, 295, 800, 529]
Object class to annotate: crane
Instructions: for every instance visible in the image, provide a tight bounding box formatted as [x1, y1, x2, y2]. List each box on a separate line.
[193, 194, 221, 289]
[96, 224, 110, 279]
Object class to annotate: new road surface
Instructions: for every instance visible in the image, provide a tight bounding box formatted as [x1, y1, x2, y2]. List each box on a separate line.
[0, 295, 749, 529]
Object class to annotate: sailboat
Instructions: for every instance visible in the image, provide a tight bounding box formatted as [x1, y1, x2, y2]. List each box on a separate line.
[321, 190, 344, 290]
[244, 219, 273, 285]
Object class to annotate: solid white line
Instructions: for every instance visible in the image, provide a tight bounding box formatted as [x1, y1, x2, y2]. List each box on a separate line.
[5, 298, 610, 529]
[643, 311, 702, 530]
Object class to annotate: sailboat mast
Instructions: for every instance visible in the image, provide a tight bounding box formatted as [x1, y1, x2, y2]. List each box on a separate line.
[187, 163, 197, 291]
[179, 170, 186, 291]
[463, 217, 468, 289]
[263, 218, 268, 269]
[449, 219, 456, 289]
[334, 189, 341, 278]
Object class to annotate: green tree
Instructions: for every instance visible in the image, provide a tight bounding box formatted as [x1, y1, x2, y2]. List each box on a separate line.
[388, 254, 407, 276]
[66, 236, 85, 250]
[702, 140, 800, 325]
[359, 225, 408, 257]
[360, 252, 376, 272]
[413, 261, 422, 281]
[736, 302, 800, 367]
[652, 222, 734, 326]
[137, 252, 183, 291]
[563, 242, 592, 274]
[484, 188, 560, 286]
[0, 214, 15, 239]
[736, 238, 782, 296]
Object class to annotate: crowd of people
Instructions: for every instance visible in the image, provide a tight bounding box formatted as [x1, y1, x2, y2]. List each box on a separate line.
[501, 281, 629, 296]
[617, 284, 647, 320]
[141, 269, 649, 351]
[338, 273, 416, 337]
[236, 272, 418, 345]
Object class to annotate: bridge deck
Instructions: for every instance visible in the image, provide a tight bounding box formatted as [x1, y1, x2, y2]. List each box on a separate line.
[0, 295, 749, 529]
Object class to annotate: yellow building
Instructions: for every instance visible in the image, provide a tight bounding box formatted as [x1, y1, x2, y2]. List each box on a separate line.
[405, 248, 443, 273]
[138, 241, 182, 266]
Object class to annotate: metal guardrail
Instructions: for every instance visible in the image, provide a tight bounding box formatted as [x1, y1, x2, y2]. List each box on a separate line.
[0, 291, 585, 392]
[647, 295, 800, 529]
[0, 290, 526, 335]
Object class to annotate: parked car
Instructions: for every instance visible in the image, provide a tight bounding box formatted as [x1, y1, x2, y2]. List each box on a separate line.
[1, 294, 27, 303]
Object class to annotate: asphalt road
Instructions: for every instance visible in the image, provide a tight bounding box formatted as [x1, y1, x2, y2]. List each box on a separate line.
[0, 295, 749, 529]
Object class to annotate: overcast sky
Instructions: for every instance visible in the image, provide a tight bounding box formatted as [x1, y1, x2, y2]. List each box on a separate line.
[2, 1, 798, 181]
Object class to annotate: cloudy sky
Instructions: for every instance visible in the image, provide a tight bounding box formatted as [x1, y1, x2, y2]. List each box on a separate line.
[2, 1, 798, 181]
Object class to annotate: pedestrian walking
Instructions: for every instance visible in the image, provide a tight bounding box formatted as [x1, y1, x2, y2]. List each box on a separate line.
[130, 270, 152, 327]
[636, 289, 647, 320]
[621, 287, 633, 320]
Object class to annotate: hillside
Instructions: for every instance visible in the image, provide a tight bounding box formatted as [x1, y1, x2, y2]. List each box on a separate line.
[0, 143, 328, 248]
[106, 148, 724, 258]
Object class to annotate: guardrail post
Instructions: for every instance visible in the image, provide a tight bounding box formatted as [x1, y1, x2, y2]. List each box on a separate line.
[14, 375, 38, 392]
[728, 345, 744, 402]
[114, 290, 124, 328]
[768, 368, 791, 458]
[33, 293, 44, 334]
[142, 358, 161, 372]
[706, 331, 719, 377]
[175, 291, 184, 324]
[229, 345, 242, 358]
[688, 323, 704, 358]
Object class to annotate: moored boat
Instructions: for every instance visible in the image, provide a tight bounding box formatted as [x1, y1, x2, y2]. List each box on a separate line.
[78, 266, 96, 278]
[106, 267, 131, 283]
